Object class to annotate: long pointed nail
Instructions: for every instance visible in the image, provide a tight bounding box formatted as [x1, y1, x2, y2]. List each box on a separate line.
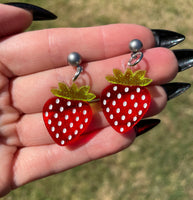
[135, 119, 161, 137]
[152, 29, 185, 48]
[4, 2, 57, 21]
[161, 82, 191, 101]
[173, 49, 193, 72]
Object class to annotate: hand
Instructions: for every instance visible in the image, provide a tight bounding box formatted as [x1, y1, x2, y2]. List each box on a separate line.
[0, 4, 179, 197]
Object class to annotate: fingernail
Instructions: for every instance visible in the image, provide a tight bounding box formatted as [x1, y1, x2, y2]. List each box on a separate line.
[135, 119, 161, 137]
[161, 82, 191, 101]
[173, 49, 193, 72]
[4, 2, 57, 21]
[152, 29, 185, 48]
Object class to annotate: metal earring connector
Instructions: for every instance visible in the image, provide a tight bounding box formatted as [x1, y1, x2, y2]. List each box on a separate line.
[127, 39, 143, 66]
[67, 52, 83, 81]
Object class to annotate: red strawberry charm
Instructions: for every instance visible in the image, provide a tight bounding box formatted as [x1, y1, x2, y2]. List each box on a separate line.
[43, 83, 96, 146]
[101, 68, 152, 134]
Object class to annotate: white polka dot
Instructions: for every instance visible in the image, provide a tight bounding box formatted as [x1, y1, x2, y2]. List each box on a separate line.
[138, 110, 142, 115]
[49, 104, 53, 110]
[72, 109, 76, 114]
[67, 101, 71, 106]
[120, 127, 124, 132]
[117, 93, 122, 99]
[48, 119, 52, 125]
[134, 102, 138, 108]
[45, 112, 48, 117]
[60, 107, 64, 112]
[106, 107, 110, 112]
[136, 87, 141, 93]
[131, 95, 135, 100]
[121, 115, 126, 120]
[85, 118, 88, 123]
[78, 102, 82, 107]
[114, 121, 118, 126]
[70, 122, 73, 128]
[83, 110, 87, 115]
[54, 113, 58, 118]
[107, 92, 111, 97]
[56, 98, 60, 104]
[103, 99, 107, 105]
[58, 121, 62, 126]
[127, 122, 131, 127]
[113, 86, 118, 91]
[141, 95, 146, 100]
[68, 135, 72, 140]
[76, 116, 79, 121]
[65, 115, 69, 120]
[74, 130, 78, 135]
[112, 100, 116, 106]
[143, 103, 148, 108]
[51, 127, 55, 132]
[61, 140, 65, 145]
[125, 87, 129, 92]
[55, 133, 59, 138]
[63, 128, 67, 133]
[123, 101, 127, 107]
[116, 108, 120, 113]
[133, 116, 137, 121]
[80, 124, 83, 129]
[110, 114, 114, 119]
[128, 109, 132, 114]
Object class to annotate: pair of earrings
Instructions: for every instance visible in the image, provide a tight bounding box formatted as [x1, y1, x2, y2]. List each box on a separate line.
[43, 39, 152, 146]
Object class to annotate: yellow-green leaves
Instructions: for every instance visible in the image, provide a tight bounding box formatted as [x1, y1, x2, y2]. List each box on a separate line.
[106, 68, 152, 86]
[51, 83, 96, 102]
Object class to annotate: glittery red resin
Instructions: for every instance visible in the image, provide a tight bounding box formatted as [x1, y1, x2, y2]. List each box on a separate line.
[101, 84, 151, 133]
[43, 97, 92, 146]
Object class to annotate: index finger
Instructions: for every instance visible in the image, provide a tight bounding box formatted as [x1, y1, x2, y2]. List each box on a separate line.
[0, 24, 155, 76]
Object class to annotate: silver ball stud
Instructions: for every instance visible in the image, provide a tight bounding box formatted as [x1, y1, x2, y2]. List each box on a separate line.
[129, 39, 143, 53]
[67, 52, 82, 67]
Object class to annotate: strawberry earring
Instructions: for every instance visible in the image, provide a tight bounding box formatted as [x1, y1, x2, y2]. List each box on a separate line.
[43, 52, 96, 146]
[101, 39, 152, 133]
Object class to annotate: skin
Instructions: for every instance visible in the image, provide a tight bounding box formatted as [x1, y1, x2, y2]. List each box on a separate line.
[0, 4, 178, 197]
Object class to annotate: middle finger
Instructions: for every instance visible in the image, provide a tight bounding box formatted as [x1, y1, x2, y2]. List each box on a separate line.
[11, 47, 178, 114]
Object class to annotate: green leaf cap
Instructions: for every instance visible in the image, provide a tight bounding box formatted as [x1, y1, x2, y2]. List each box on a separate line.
[106, 68, 152, 86]
[51, 83, 96, 102]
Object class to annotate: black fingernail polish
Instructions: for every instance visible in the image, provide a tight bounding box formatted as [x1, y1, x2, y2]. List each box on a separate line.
[173, 49, 193, 72]
[135, 119, 161, 137]
[161, 82, 191, 101]
[152, 29, 185, 48]
[4, 2, 57, 21]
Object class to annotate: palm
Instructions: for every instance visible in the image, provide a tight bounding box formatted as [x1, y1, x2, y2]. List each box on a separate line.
[0, 4, 178, 197]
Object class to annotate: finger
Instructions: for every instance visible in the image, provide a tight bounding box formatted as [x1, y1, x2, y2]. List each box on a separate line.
[15, 86, 166, 147]
[0, 145, 16, 197]
[0, 4, 32, 38]
[12, 126, 136, 188]
[0, 24, 154, 76]
[11, 47, 178, 114]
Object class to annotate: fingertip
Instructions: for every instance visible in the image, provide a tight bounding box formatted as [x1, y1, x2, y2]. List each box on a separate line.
[157, 47, 179, 81]
[0, 4, 33, 37]
[143, 47, 178, 84]
[146, 85, 167, 117]
[102, 24, 155, 57]
[127, 24, 155, 49]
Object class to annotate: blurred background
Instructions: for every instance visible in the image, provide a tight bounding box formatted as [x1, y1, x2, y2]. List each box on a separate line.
[2, 0, 193, 199]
